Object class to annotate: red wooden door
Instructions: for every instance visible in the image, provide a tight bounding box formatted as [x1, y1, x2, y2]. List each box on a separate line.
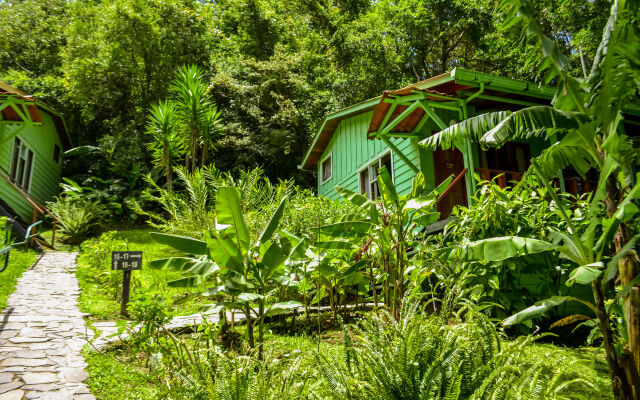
[433, 148, 467, 220]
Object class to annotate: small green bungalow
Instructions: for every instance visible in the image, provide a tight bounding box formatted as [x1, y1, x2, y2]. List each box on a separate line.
[300, 68, 606, 219]
[0, 82, 70, 229]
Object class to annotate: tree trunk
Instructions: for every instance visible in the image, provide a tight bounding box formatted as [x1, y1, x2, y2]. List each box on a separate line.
[606, 175, 640, 376]
[593, 280, 635, 399]
[202, 142, 209, 166]
[258, 297, 264, 361]
[368, 260, 379, 307]
[245, 304, 254, 350]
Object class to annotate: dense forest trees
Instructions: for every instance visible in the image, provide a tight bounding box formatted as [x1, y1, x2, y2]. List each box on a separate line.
[0, 0, 611, 186]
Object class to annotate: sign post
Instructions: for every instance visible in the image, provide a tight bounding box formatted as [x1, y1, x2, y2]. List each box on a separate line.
[112, 251, 142, 316]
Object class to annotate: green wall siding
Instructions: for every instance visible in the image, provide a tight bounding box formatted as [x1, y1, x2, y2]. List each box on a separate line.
[317, 111, 423, 200]
[0, 111, 63, 221]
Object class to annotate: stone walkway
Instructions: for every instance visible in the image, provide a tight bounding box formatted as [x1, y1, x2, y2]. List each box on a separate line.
[0, 252, 94, 400]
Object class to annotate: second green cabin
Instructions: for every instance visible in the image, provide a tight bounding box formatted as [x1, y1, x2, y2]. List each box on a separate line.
[301, 68, 596, 219]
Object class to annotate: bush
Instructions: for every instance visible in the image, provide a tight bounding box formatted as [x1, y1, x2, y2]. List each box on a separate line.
[47, 195, 108, 244]
[430, 177, 592, 320]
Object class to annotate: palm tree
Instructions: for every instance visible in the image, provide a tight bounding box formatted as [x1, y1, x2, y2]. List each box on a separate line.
[146, 100, 184, 191]
[421, 0, 640, 398]
[170, 65, 214, 172]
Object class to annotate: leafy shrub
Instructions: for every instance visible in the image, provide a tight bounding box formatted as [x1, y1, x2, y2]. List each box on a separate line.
[47, 195, 107, 244]
[136, 166, 294, 239]
[246, 187, 357, 240]
[317, 295, 594, 400]
[135, 166, 221, 237]
[435, 177, 591, 319]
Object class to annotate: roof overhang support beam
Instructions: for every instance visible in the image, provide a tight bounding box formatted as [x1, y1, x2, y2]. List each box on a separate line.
[380, 135, 420, 174]
[0, 96, 42, 127]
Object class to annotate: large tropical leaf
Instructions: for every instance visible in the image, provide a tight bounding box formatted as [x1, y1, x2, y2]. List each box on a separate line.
[149, 232, 208, 255]
[503, 296, 571, 326]
[480, 107, 586, 147]
[377, 166, 398, 204]
[335, 185, 373, 208]
[258, 195, 288, 245]
[454, 236, 557, 263]
[216, 187, 251, 253]
[420, 111, 511, 150]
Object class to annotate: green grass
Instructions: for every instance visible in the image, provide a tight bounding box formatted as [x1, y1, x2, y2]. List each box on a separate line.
[83, 348, 164, 400]
[76, 228, 212, 321]
[519, 341, 613, 399]
[0, 249, 38, 311]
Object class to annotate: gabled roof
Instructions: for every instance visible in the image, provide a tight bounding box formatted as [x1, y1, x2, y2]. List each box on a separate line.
[301, 68, 558, 170]
[0, 82, 71, 149]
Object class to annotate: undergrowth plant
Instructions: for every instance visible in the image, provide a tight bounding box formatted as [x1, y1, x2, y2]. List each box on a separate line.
[316, 294, 595, 400]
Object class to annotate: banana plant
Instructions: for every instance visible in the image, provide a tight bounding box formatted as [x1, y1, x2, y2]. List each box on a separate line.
[317, 167, 452, 319]
[419, 1, 640, 396]
[444, 164, 640, 398]
[150, 186, 302, 359]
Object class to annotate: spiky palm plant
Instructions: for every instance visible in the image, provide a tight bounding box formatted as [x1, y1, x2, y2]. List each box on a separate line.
[146, 100, 184, 191]
[171, 65, 215, 172]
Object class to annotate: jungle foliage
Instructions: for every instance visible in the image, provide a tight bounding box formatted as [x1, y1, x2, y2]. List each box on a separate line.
[0, 0, 612, 186]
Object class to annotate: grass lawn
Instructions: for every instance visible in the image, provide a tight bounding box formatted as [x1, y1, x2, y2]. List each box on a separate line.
[76, 228, 212, 321]
[0, 249, 38, 312]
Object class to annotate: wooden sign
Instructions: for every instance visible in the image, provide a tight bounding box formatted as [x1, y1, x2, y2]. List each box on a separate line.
[111, 251, 142, 271]
[111, 251, 142, 316]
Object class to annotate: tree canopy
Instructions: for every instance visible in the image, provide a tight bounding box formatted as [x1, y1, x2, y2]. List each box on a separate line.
[0, 0, 610, 185]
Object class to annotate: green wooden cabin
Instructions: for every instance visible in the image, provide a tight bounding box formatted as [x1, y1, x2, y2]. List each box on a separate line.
[0, 82, 70, 230]
[301, 68, 602, 220]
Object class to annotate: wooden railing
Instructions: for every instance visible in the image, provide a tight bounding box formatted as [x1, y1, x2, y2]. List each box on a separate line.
[0, 166, 58, 247]
[477, 168, 523, 188]
[477, 167, 594, 196]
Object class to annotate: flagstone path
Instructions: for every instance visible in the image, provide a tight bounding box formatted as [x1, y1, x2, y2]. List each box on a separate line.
[0, 252, 94, 400]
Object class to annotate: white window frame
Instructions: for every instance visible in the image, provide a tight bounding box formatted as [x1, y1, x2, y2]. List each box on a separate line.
[358, 150, 394, 200]
[320, 152, 333, 184]
[9, 136, 35, 193]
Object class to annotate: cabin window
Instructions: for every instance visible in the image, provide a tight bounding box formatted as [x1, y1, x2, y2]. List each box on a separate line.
[53, 145, 61, 164]
[9, 137, 34, 192]
[321, 153, 332, 183]
[360, 152, 393, 200]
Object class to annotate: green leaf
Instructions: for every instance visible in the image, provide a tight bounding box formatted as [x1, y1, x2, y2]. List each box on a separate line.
[314, 240, 358, 250]
[216, 187, 251, 253]
[310, 286, 326, 305]
[377, 166, 397, 204]
[420, 111, 511, 151]
[187, 261, 219, 276]
[335, 186, 372, 208]
[168, 275, 202, 288]
[455, 236, 557, 263]
[488, 275, 499, 290]
[148, 257, 194, 271]
[503, 296, 570, 326]
[266, 301, 303, 316]
[150, 232, 207, 255]
[205, 230, 244, 272]
[237, 292, 263, 303]
[258, 195, 287, 244]
[567, 262, 603, 286]
[318, 221, 374, 235]
[338, 260, 369, 279]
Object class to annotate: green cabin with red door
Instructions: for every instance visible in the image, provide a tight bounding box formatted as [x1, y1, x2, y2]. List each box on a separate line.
[300, 68, 599, 221]
[0, 82, 70, 233]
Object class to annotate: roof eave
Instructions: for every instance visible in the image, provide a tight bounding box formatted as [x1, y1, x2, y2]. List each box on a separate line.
[301, 97, 380, 170]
